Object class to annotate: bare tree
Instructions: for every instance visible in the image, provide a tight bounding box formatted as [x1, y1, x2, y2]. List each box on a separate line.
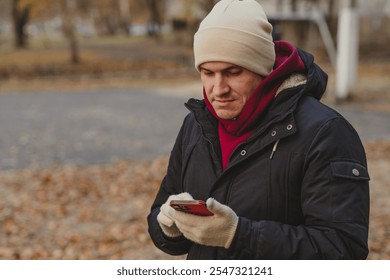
[61, 0, 80, 64]
[11, 0, 31, 48]
[146, 0, 165, 40]
[118, 0, 131, 35]
[10, 0, 55, 49]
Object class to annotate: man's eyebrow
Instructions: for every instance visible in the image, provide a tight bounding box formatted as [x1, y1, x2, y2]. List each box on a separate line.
[199, 66, 212, 72]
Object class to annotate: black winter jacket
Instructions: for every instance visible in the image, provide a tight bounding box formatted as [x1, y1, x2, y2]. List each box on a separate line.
[147, 49, 370, 259]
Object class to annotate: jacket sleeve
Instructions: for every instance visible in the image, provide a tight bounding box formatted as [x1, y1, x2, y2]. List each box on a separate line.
[147, 116, 193, 256]
[228, 117, 370, 259]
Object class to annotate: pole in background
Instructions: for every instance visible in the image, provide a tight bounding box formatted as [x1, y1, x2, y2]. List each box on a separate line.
[335, 0, 359, 100]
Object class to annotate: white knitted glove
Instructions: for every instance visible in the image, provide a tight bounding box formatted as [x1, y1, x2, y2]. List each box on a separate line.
[157, 192, 194, 238]
[169, 198, 238, 248]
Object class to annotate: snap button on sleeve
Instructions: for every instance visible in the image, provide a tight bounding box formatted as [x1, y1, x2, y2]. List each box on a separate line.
[330, 161, 369, 181]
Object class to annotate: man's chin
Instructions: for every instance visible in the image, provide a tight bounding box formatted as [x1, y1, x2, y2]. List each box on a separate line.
[215, 110, 238, 120]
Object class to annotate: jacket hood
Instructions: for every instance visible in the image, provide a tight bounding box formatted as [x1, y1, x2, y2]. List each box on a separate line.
[254, 41, 328, 130]
[271, 41, 328, 101]
[295, 46, 328, 100]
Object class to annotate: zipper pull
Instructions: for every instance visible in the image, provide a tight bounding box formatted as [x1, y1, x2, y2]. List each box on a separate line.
[270, 139, 280, 160]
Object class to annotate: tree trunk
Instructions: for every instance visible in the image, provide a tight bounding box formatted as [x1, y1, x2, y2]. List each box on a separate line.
[63, 20, 80, 64]
[62, 0, 80, 64]
[118, 0, 131, 35]
[11, 0, 30, 49]
[147, 0, 162, 40]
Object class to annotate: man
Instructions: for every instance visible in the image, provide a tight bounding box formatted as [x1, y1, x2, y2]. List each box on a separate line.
[147, 0, 370, 259]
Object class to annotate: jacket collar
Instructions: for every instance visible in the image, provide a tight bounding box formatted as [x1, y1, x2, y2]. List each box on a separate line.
[185, 99, 219, 142]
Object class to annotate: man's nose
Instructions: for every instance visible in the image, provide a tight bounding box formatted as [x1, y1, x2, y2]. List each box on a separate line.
[213, 74, 229, 96]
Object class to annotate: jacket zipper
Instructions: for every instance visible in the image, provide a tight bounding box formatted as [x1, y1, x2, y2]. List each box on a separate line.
[269, 139, 280, 159]
[227, 135, 281, 171]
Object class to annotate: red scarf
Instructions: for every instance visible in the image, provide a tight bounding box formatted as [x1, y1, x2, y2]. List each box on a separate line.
[204, 41, 306, 170]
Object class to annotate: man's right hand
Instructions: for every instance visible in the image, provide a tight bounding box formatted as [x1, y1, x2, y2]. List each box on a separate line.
[157, 192, 194, 238]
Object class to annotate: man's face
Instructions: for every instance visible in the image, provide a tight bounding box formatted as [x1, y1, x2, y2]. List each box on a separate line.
[200, 62, 263, 120]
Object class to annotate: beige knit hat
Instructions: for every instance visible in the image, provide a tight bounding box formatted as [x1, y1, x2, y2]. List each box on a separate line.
[194, 0, 275, 77]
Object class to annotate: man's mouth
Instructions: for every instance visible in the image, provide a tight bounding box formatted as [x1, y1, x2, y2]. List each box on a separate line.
[214, 99, 234, 104]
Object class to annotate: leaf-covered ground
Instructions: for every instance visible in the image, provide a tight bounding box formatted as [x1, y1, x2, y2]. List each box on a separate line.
[0, 156, 182, 260]
[0, 141, 389, 260]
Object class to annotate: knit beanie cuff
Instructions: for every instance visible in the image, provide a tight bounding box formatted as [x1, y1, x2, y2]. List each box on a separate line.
[194, 27, 275, 77]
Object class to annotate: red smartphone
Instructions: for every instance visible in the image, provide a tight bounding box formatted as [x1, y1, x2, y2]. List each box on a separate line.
[170, 200, 214, 216]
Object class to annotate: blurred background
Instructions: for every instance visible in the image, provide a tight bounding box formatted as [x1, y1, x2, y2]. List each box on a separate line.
[0, 0, 389, 260]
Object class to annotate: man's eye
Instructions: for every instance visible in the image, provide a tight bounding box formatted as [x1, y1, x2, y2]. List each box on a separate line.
[203, 71, 214, 76]
[228, 70, 242, 76]
[224, 68, 242, 76]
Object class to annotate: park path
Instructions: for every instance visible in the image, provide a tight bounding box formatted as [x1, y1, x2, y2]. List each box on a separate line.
[0, 82, 389, 170]
[0, 86, 189, 170]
